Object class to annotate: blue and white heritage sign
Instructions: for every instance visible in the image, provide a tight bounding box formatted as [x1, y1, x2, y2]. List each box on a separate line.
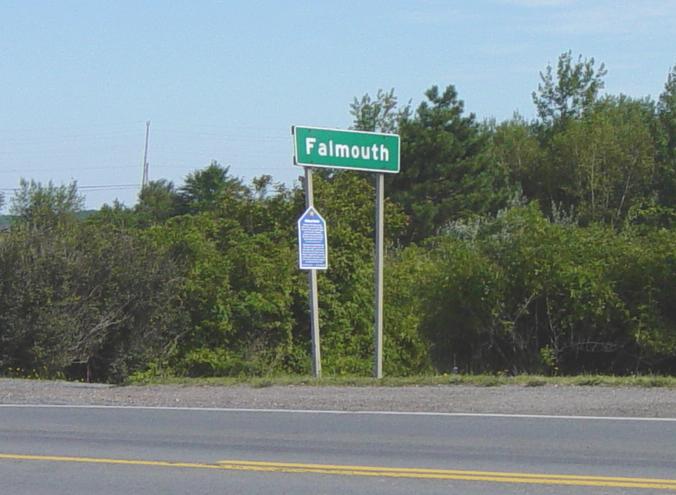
[298, 206, 328, 270]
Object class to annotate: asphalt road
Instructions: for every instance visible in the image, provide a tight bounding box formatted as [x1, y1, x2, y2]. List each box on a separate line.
[0, 405, 675, 494]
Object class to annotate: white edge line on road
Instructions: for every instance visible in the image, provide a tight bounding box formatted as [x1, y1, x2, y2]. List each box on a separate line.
[0, 404, 675, 422]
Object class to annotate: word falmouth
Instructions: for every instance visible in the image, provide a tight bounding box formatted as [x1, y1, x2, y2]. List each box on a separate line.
[304, 137, 390, 162]
[293, 125, 400, 173]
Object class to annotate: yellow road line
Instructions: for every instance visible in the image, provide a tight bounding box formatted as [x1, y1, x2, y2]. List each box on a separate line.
[216, 459, 676, 482]
[0, 454, 225, 471]
[216, 460, 676, 490]
[1, 453, 675, 491]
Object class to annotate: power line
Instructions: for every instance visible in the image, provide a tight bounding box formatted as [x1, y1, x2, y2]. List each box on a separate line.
[0, 165, 140, 174]
[0, 184, 139, 192]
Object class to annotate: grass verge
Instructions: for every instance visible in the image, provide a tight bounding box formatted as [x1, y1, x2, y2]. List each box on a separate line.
[126, 373, 676, 388]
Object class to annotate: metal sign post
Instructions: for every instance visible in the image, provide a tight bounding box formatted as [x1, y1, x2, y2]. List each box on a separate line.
[302, 167, 322, 378]
[374, 173, 385, 378]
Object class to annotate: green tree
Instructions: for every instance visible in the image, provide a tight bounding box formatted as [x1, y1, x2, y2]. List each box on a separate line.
[10, 179, 84, 230]
[388, 85, 510, 243]
[656, 65, 676, 207]
[140, 168, 307, 377]
[67, 224, 185, 382]
[0, 221, 184, 382]
[383, 246, 433, 375]
[549, 96, 657, 224]
[425, 204, 676, 375]
[135, 179, 181, 225]
[488, 115, 543, 202]
[533, 51, 607, 127]
[658, 65, 676, 160]
[418, 236, 503, 373]
[350, 88, 411, 133]
[178, 161, 248, 214]
[89, 200, 138, 230]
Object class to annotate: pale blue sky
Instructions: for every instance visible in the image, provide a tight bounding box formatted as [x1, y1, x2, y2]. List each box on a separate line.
[1, 0, 675, 209]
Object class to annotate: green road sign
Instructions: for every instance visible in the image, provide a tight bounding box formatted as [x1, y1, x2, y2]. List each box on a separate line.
[293, 126, 400, 173]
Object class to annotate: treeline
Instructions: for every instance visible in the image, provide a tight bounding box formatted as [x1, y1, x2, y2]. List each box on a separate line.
[1, 52, 674, 382]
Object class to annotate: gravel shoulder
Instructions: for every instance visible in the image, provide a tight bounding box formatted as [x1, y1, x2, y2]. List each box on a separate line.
[1, 378, 675, 417]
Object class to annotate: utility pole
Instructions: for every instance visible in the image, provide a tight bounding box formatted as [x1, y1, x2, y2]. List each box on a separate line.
[141, 120, 150, 188]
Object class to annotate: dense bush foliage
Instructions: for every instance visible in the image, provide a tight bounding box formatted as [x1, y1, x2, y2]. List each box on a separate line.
[411, 204, 676, 375]
[0, 217, 184, 382]
[1, 54, 674, 381]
